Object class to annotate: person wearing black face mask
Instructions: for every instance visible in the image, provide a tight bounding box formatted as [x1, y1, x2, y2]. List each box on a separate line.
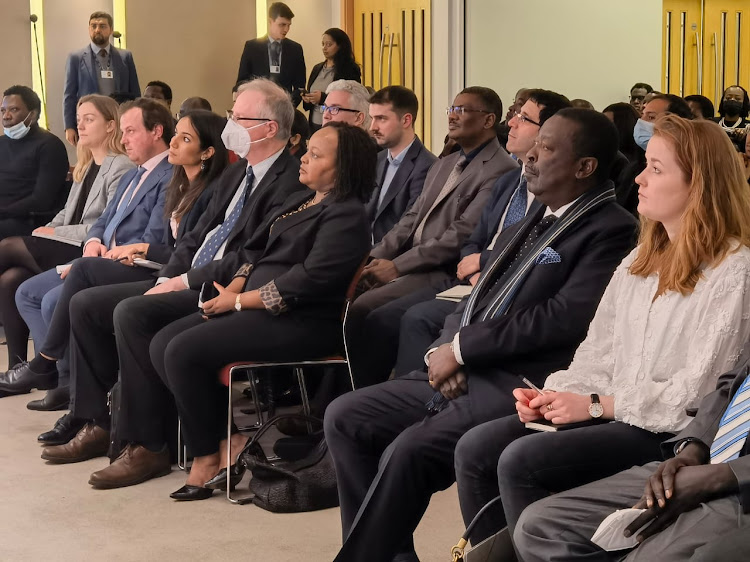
[0, 86, 69, 241]
[714, 85, 750, 152]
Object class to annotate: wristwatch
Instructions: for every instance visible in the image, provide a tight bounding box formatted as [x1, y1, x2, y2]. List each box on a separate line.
[234, 294, 242, 312]
[588, 393, 604, 418]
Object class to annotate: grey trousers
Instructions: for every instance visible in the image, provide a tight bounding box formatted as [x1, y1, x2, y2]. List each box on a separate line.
[513, 461, 750, 562]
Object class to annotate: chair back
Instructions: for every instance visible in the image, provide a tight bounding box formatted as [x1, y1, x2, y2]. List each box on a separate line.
[340, 256, 369, 390]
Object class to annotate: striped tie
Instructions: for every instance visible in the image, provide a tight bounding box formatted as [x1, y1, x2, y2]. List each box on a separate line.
[710, 375, 750, 464]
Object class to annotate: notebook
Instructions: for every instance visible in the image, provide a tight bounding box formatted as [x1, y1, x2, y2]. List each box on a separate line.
[435, 284, 473, 302]
[33, 231, 81, 247]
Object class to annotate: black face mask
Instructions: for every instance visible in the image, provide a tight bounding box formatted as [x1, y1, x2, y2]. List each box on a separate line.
[724, 100, 743, 116]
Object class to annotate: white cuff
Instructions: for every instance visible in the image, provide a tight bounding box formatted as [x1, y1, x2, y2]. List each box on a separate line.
[84, 238, 101, 250]
[179, 273, 190, 289]
[156, 276, 169, 285]
[424, 347, 439, 367]
[452, 333, 464, 365]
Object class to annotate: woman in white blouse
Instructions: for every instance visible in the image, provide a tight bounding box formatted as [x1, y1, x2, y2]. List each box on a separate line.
[453, 114, 750, 544]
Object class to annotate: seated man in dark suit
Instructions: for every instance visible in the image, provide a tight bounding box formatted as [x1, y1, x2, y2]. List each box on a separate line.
[347, 86, 518, 387]
[236, 2, 305, 107]
[515, 353, 750, 562]
[35, 80, 305, 489]
[0, 86, 69, 239]
[324, 108, 638, 562]
[367, 85, 437, 245]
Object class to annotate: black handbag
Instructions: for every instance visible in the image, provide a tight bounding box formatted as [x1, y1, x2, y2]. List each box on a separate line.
[239, 414, 338, 513]
[451, 496, 517, 562]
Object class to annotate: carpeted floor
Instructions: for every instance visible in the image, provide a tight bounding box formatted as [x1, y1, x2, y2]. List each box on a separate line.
[0, 338, 463, 561]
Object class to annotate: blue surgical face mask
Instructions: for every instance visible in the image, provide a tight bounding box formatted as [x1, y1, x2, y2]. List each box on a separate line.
[3, 112, 33, 140]
[633, 119, 654, 151]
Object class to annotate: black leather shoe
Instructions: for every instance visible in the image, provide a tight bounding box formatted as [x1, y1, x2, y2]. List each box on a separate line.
[38, 413, 87, 446]
[27, 386, 70, 411]
[0, 362, 57, 394]
[203, 463, 246, 491]
[170, 484, 214, 501]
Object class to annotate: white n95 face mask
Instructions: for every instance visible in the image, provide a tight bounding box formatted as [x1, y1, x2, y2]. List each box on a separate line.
[221, 119, 268, 159]
[3, 112, 33, 140]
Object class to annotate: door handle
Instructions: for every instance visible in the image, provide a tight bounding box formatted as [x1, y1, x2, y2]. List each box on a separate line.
[713, 32, 719, 104]
[379, 33, 386, 89]
[695, 31, 703, 94]
[387, 32, 395, 86]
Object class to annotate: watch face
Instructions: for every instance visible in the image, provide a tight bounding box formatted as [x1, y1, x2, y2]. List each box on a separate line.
[589, 402, 604, 418]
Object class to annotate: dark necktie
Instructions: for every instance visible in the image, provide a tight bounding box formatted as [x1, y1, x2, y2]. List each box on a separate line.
[98, 49, 107, 58]
[270, 41, 281, 66]
[192, 167, 254, 268]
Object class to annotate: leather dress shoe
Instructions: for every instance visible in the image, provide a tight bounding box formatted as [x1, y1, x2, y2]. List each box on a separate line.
[88, 444, 170, 489]
[41, 423, 109, 463]
[27, 386, 70, 411]
[170, 484, 214, 501]
[203, 463, 246, 491]
[0, 362, 57, 395]
[38, 412, 87, 446]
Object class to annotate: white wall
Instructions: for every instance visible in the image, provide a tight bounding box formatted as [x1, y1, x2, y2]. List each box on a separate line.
[465, 0, 662, 111]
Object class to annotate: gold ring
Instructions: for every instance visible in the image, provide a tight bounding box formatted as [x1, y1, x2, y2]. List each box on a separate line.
[546, 404, 553, 412]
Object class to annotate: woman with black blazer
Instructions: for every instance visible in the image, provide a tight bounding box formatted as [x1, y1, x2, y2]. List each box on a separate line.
[302, 28, 362, 133]
[153, 123, 377, 501]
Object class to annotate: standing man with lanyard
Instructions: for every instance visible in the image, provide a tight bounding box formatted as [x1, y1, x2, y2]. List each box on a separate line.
[236, 2, 306, 107]
[63, 11, 140, 146]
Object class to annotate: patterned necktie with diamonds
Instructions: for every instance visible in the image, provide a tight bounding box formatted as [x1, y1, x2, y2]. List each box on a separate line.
[710, 375, 750, 464]
[192, 167, 254, 268]
[502, 177, 528, 230]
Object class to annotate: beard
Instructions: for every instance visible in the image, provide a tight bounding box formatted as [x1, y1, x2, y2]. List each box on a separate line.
[92, 34, 108, 46]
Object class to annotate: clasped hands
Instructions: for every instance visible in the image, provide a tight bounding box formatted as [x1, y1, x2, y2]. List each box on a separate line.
[427, 344, 467, 400]
[358, 259, 399, 291]
[514, 387, 594, 424]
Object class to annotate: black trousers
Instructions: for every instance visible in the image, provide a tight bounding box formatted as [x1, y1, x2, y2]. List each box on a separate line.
[150, 308, 342, 457]
[454, 416, 672, 544]
[394, 296, 459, 376]
[0, 236, 81, 363]
[68, 279, 154, 422]
[324, 375, 519, 562]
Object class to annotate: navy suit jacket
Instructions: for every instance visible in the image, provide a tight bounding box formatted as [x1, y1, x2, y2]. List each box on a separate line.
[367, 138, 437, 245]
[63, 45, 140, 130]
[236, 36, 306, 106]
[86, 156, 171, 248]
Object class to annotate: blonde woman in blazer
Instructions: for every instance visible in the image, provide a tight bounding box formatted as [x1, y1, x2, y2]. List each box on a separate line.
[0, 94, 130, 372]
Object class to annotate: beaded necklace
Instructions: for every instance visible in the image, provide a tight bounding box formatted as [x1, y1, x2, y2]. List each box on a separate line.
[270, 195, 318, 231]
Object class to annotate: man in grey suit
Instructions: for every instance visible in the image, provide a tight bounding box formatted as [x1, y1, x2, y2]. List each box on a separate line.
[515, 352, 750, 562]
[63, 11, 140, 146]
[367, 86, 437, 245]
[347, 86, 518, 387]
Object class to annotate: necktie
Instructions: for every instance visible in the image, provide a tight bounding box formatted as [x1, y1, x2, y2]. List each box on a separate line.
[413, 155, 469, 244]
[192, 167, 254, 268]
[102, 166, 146, 248]
[710, 375, 750, 464]
[488, 177, 528, 250]
[98, 49, 107, 58]
[270, 41, 281, 66]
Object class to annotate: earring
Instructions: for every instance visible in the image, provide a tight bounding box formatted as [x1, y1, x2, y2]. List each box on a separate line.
[200, 158, 206, 171]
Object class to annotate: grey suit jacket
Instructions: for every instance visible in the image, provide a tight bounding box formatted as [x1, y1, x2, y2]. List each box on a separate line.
[370, 137, 517, 275]
[47, 154, 134, 242]
[662, 345, 750, 512]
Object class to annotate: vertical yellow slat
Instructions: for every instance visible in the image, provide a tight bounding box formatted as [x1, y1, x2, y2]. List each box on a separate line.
[414, 7, 424, 141]
[423, 6, 431, 151]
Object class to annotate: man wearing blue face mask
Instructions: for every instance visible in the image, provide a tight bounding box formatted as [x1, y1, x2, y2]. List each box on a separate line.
[634, 94, 693, 150]
[0, 86, 69, 241]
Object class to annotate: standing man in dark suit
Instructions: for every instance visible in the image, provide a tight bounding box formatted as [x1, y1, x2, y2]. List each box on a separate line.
[63, 11, 140, 146]
[236, 2, 306, 107]
[324, 109, 638, 562]
[367, 86, 437, 245]
[515, 353, 750, 562]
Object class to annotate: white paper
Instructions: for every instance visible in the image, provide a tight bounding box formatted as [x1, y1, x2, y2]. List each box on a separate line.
[591, 508, 647, 552]
[55, 264, 72, 275]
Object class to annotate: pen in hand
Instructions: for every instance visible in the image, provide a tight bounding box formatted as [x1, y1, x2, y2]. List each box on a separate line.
[519, 376, 544, 396]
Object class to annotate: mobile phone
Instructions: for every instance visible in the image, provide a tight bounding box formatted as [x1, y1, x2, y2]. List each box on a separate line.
[198, 282, 220, 312]
[298, 87, 308, 95]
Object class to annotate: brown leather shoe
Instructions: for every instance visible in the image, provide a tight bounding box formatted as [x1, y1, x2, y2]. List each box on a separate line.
[88, 444, 171, 489]
[41, 423, 109, 464]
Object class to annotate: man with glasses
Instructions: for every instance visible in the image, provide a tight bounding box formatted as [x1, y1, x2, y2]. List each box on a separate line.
[34, 80, 305, 489]
[345, 86, 517, 389]
[629, 82, 653, 115]
[320, 79, 371, 130]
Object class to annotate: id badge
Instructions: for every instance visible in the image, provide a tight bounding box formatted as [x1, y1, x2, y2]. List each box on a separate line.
[270, 65, 280, 74]
[101, 70, 113, 79]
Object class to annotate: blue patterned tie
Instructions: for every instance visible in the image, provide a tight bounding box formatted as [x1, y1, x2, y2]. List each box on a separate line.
[710, 376, 750, 463]
[102, 166, 146, 247]
[502, 177, 528, 230]
[192, 166, 254, 268]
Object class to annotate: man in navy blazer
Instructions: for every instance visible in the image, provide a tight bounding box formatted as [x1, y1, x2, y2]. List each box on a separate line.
[236, 2, 305, 107]
[367, 86, 437, 245]
[63, 11, 140, 146]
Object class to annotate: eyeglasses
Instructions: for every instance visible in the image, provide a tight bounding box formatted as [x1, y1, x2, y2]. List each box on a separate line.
[445, 106, 491, 116]
[226, 110, 271, 123]
[319, 105, 361, 115]
[512, 111, 541, 127]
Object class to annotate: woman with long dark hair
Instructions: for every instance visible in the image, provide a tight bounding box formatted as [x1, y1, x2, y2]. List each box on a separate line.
[302, 28, 361, 132]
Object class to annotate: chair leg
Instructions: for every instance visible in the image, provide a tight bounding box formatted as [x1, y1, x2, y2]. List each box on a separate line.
[295, 367, 313, 434]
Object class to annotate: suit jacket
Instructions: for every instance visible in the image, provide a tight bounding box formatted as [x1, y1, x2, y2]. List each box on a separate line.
[86, 156, 171, 248]
[63, 46, 140, 130]
[426, 183, 638, 422]
[371, 137, 517, 276]
[662, 347, 750, 512]
[236, 36, 306, 106]
[48, 154, 134, 242]
[460, 167, 543, 270]
[302, 61, 362, 125]
[244, 191, 371, 321]
[160, 151, 305, 288]
[366, 138, 437, 245]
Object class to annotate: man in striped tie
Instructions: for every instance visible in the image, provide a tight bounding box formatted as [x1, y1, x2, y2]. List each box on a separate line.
[514, 352, 750, 562]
